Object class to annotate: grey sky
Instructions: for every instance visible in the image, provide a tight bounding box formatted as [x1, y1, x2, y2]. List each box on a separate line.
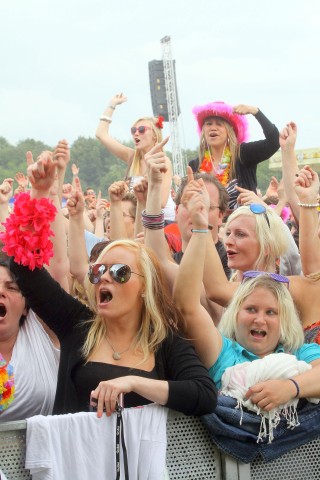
[0, 0, 319, 152]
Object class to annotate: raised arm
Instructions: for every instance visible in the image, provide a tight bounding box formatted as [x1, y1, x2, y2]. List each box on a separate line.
[108, 180, 129, 239]
[67, 178, 90, 285]
[294, 166, 320, 275]
[133, 177, 148, 237]
[95, 93, 134, 164]
[279, 122, 300, 223]
[144, 138, 178, 291]
[0, 178, 13, 231]
[173, 178, 222, 368]
[27, 150, 69, 292]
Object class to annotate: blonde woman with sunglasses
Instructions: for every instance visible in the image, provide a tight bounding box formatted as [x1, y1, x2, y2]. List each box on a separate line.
[96, 93, 174, 222]
[4, 155, 216, 418]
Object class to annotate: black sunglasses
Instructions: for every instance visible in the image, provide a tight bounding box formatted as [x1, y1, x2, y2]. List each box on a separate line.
[88, 263, 144, 285]
[130, 126, 151, 134]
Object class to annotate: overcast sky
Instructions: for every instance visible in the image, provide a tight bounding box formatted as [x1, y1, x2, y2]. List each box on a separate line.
[1, 0, 319, 153]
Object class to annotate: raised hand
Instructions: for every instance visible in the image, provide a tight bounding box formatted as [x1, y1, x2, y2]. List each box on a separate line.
[108, 180, 129, 202]
[146, 137, 170, 184]
[133, 176, 148, 204]
[236, 186, 264, 206]
[279, 122, 297, 151]
[27, 151, 57, 194]
[0, 178, 13, 204]
[109, 93, 128, 107]
[265, 176, 279, 198]
[14, 172, 28, 189]
[66, 177, 85, 217]
[294, 165, 319, 203]
[71, 163, 79, 176]
[53, 139, 70, 170]
[233, 104, 259, 115]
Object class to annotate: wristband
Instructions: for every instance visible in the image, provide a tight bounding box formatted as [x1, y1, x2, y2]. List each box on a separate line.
[108, 105, 115, 110]
[100, 116, 112, 123]
[191, 229, 209, 234]
[288, 378, 300, 398]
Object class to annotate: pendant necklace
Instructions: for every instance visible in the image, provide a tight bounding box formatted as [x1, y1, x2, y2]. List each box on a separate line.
[106, 336, 132, 360]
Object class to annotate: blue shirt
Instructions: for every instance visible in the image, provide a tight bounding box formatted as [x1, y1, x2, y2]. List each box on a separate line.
[209, 336, 320, 389]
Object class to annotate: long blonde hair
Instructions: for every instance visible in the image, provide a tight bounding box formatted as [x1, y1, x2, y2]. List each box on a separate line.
[82, 239, 180, 362]
[128, 117, 163, 176]
[219, 275, 305, 351]
[225, 205, 289, 272]
[199, 117, 240, 178]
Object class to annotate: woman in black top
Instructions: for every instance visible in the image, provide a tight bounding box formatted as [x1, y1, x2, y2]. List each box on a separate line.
[189, 102, 279, 210]
[4, 153, 217, 417]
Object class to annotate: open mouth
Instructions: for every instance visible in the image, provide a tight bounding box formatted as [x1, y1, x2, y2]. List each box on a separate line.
[250, 329, 266, 338]
[134, 138, 140, 145]
[0, 304, 7, 317]
[100, 291, 113, 304]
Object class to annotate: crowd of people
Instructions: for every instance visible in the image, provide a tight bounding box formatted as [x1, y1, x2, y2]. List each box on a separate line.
[1, 94, 320, 467]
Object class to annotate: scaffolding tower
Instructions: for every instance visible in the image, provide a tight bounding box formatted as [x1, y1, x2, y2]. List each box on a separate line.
[160, 36, 186, 177]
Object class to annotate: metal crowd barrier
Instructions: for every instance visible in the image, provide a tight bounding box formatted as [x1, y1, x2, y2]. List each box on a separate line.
[1, 411, 320, 479]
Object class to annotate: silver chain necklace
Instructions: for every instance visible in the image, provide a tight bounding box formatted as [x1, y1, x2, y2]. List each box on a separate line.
[106, 336, 132, 361]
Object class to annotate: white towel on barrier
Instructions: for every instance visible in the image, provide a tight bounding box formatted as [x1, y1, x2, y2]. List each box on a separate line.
[0, 468, 8, 480]
[25, 404, 168, 480]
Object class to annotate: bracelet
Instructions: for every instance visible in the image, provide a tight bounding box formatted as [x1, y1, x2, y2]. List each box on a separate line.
[108, 105, 115, 110]
[191, 229, 209, 234]
[100, 116, 112, 123]
[297, 202, 320, 208]
[141, 210, 165, 230]
[288, 378, 300, 398]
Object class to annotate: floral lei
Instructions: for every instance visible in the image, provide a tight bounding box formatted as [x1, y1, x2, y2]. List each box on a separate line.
[0, 353, 15, 413]
[199, 146, 232, 186]
[0, 192, 57, 270]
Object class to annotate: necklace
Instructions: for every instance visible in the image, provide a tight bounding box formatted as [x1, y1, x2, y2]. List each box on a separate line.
[199, 145, 231, 186]
[106, 336, 132, 361]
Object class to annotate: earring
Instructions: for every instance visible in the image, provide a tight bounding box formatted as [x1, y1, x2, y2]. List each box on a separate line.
[141, 293, 146, 298]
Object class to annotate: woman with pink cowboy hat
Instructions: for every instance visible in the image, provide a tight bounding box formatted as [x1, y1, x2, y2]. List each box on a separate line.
[189, 102, 279, 210]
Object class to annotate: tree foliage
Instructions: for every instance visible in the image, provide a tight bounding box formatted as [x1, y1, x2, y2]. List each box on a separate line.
[0, 135, 279, 198]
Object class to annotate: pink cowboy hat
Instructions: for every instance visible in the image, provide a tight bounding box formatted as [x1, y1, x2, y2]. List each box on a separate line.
[192, 101, 250, 143]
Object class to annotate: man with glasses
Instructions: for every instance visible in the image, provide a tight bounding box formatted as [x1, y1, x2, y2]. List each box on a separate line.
[173, 173, 231, 280]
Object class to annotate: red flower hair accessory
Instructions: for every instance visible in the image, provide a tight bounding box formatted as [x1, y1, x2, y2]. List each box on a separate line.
[0, 192, 57, 270]
[155, 115, 164, 129]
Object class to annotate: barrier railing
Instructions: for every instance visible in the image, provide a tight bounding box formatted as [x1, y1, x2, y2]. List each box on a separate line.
[1, 411, 320, 479]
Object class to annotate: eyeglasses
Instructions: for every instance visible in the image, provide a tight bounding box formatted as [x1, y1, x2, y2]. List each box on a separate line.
[130, 126, 151, 135]
[249, 203, 270, 228]
[209, 204, 221, 211]
[242, 270, 289, 285]
[88, 263, 144, 284]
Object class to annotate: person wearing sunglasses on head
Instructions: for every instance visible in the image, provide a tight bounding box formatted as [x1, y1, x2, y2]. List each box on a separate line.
[96, 93, 175, 223]
[4, 154, 217, 417]
[173, 184, 320, 458]
[189, 102, 279, 211]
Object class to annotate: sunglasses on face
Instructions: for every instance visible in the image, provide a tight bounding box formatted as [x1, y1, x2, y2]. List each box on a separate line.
[249, 203, 270, 228]
[130, 126, 151, 135]
[88, 263, 144, 285]
[242, 270, 289, 285]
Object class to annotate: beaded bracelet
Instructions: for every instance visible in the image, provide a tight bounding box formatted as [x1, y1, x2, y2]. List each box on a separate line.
[297, 202, 320, 208]
[288, 378, 300, 398]
[191, 229, 209, 234]
[141, 210, 165, 230]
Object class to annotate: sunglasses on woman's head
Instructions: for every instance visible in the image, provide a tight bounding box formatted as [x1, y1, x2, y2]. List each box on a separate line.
[88, 263, 144, 285]
[249, 203, 270, 228]
[130, 126, 151, 135]
[242, 270, 289, 285]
